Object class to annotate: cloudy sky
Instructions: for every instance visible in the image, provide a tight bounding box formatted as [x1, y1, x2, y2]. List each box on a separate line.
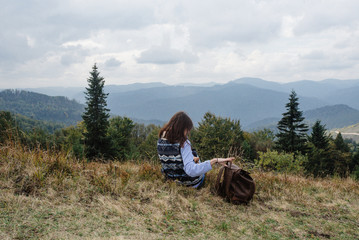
[1, 0, 359, 88]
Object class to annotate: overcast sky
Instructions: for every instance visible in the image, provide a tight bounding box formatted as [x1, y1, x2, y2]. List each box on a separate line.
[1, 0, 359, 88]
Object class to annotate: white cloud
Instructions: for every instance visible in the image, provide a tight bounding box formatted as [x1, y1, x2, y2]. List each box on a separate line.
[62, 39, 103, 49]
[301, 50, 326, 60]
[137, 46, 198, 65]
[105, 58, 122, 68]
[1, 0, 359, 88]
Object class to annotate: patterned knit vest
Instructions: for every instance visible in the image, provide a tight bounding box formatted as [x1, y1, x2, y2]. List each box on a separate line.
[157, 138, 203, 186]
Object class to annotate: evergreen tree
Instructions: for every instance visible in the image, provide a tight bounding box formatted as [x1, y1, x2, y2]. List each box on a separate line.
[82, 64, 110, 160]
[306, 120, 330, 176]
[308, 120, 330, 150]
[275, 90, 308, 154]
[107, 116, 135, 161]
[331, 133, 352, 177]
[351, 152, 359, 179]
[334, 132, 350, 152]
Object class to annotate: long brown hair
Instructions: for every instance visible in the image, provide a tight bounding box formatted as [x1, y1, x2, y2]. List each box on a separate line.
[159, 111, 193, 147]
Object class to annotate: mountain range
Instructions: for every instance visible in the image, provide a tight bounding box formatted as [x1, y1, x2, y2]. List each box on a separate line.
[2, 78, 359, 131]
[246, 104, 359, 132]
[0, 89, 83, 126]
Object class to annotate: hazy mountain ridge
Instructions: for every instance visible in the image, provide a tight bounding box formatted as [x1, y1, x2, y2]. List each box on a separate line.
[107, 83, 325, 126]
[2, 78, 359, 130]
[304, 104, 359, 129]
[231, 77, 359, 97]
[107, 82, 329, 127]
[232, 78, 359, 110]
[247, 104, 359, 132]
[17, 82, 169, 103]
[0, 89, 165, 128]
[0, 89, 84, 126]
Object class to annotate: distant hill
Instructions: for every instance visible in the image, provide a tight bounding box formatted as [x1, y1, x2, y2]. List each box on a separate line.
[231, 78, 359, 100]
[0, 90, 84, 125]
[22, 82, 168, 104]
[246, 104, 359, 132]
[107, 82, 326, 127]
[22, 86, 85, 103]
[18, 78, 359, 108]
[330, 123, 359, 142]
[12, 112, 66, 133]
[322, 86, 359, 110]
[5, 78, 359, 129]
[304, 104, 359, 129]
[244, 118, 279, 132]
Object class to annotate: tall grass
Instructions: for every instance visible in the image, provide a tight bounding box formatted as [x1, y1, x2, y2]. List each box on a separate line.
[1, 141, 358, 239]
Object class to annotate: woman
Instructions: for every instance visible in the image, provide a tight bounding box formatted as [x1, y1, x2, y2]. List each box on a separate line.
[157, 111, 234, 188]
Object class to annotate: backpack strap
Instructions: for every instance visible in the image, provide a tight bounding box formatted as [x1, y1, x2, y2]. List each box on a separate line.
[215, 166, 226, 197]
[215, 163, 235, 199]
[223, 165, 235, 200]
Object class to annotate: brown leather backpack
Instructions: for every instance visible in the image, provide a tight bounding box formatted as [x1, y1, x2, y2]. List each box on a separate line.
[215, 162, 255, 204]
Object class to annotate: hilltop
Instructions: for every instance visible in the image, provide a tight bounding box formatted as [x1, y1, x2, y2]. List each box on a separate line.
[0, 143, 358, 239]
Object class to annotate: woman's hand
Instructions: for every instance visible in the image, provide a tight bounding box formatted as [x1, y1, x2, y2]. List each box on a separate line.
[193, 157, 200, 163]
[210, 157, 235, 166]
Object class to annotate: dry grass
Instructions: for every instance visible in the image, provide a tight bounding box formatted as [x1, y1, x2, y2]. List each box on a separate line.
[1, 142, 359, 239]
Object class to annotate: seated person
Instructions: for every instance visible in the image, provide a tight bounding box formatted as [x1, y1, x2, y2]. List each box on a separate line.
[157, 111, 234, 188]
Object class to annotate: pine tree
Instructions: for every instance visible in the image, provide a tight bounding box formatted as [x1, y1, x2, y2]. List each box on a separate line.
[306, 120, 330, 176]
[332, 132, 352, 176]
[82, 64, 110, 160]
[351, 152, 359, 179]
[334, 132, 350, 152]
[275, 90, 308, 154]
[308, 120, 330, 150]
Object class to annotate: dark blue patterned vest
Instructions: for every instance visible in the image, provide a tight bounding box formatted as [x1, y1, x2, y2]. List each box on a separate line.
[157, 138, 203, 186]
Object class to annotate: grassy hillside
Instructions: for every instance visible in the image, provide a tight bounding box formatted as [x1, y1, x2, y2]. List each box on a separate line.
[330, 123, 359, 142]
[1, 143, 358, 239]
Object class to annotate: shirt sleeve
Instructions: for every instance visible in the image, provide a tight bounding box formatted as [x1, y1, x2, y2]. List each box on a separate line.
[181, 140, 212, 177]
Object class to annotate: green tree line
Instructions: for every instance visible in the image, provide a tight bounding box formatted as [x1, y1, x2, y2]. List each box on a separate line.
[2, 108, 358, 179]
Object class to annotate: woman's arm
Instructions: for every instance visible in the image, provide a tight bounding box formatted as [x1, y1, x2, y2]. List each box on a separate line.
[181, 141, 234, 177]
[181, 141, 212, 177]
[209, 157, 235, 166]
